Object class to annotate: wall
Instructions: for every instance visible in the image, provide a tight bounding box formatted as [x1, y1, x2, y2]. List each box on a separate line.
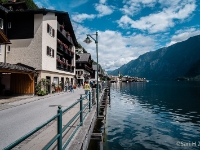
[42, 13, 57, 72]
[6, 14, 43, 69]
[38, 70, 75, 93]
[0, 45, 4, 62]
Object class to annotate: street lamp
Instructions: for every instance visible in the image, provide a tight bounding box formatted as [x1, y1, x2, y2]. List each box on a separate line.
[84, 31, 99, 117]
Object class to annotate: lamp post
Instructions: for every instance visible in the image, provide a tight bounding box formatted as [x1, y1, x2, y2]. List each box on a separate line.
[84, 31, 99, 117]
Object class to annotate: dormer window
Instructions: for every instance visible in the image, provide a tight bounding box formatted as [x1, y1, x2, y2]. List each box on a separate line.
[47, 24, 55, 37]
[0, 18, 3, 29]
[9, 6, 13, 11]
[8, 22, 11, 29]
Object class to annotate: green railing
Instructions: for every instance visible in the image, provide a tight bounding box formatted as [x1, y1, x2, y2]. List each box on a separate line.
[4, 92, 93, 150]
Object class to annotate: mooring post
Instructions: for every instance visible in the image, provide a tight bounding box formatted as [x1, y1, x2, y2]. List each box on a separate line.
[80, 95, 83, 126]
[89, 91, 91, 112]
[57, 105, 62, 150]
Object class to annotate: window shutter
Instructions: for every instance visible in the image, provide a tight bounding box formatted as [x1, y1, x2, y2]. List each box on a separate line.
[47, 24, 49, 33]
[52, 49, 54, 57]
[53, 29, 55, 37]
[47, 46, 50, 55]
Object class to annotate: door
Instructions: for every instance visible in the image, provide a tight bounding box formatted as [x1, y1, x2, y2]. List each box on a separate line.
[46, 76, 51, 94]
[61, 77, 64, 90]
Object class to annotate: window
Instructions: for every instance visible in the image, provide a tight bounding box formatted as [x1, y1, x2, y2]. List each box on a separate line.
[7, 46, 10, 52]
[47, 46, 54, 57]
[47, 24, 55, 37]
[57, 55, 60, 60]
[0, 18, 3, 29]
[8, 22, 11, 29]
[53, 77, 59, 86]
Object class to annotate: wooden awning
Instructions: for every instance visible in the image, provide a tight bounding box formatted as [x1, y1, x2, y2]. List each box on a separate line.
[0, 62, 36, 74]
[0, 30, 10, 44]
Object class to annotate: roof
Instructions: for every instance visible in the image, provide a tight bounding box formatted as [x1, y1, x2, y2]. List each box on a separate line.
[77, 53, 91, 62]
[2, 1, 28, 10]
[0, 30, 11, 44]
[7, 8, 78, 46]
[92, 64, 100, 71]
[0, 62, 36, 73]
[0, 3, 9, 13]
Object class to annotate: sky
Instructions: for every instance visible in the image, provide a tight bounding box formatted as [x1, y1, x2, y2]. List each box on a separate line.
[34, 0, 200, 71]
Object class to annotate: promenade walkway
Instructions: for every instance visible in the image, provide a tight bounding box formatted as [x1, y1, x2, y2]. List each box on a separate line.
[0, 88, 89, 149]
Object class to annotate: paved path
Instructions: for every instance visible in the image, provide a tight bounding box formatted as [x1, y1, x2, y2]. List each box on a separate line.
[0, 88, 85, 149]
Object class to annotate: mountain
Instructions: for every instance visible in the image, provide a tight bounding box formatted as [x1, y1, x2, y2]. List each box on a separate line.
[110, 34, 200, 80]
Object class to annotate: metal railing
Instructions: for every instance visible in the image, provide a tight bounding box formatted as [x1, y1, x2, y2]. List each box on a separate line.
[4, 92, 93, 150]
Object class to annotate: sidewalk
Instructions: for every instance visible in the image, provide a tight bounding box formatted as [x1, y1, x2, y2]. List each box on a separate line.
[0, 88, 83, 111]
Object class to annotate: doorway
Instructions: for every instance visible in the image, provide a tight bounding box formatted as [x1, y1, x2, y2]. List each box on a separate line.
[46, 76, 51, 94]
[61, 77, 64, 90]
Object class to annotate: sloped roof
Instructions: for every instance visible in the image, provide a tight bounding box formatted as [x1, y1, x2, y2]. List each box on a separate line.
[0, 30, 10, 44]
[77, 53, 91, 62]
[7, 8, 78, 46]
[0, 62, 36, 73]
[0, 3, 9, 13]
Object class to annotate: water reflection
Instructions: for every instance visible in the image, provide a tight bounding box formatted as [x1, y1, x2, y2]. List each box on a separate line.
[104, 81, 200, 150]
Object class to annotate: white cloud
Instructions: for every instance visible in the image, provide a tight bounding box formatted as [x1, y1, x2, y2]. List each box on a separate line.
[117, 2, 196, 33]
[167, 28, 200, 46]
[72, 13, 96, 23]
[121, 0, 157, 16]
[34, 0, 55, 9]
[100, 0, 106, 4]
[95, 3, 114, 17]
[73, 25, 155, 70]
[69, 0, 88, 8]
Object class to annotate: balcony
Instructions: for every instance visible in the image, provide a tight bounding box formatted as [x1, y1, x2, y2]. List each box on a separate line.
[56, 59, 74, 73]
[57, 44, 64, 51]
[57, 23, 74, 45]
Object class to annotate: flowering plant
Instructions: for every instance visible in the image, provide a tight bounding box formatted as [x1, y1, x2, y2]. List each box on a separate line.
[61, 25, 64, 29]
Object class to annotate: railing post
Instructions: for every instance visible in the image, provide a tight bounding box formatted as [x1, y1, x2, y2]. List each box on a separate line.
[80, 95, 83, 126]
[89, 91, 91, 112]
[57, 105, 62, 150]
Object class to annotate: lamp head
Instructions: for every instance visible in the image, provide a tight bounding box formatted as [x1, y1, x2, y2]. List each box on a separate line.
[84, 36, 92, 44]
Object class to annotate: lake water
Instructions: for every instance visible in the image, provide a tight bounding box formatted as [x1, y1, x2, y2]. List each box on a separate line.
[103, 81, 200, 150]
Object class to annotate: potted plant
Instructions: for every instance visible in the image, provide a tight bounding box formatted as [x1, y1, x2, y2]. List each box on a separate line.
[66, 32, 70, 36]
[57, 39, 62, 45]
[61, 25, 65, 30]
[55, 85, 59, 92]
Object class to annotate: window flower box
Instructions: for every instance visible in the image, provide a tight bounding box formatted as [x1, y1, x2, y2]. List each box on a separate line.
[57, 39, 62, 45]
[60, 25, 65, 30]
[66, 32, 70, 36]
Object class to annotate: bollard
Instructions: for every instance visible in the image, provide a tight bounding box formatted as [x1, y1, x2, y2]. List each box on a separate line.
[89, 91, 91, 112]
[80, 95, 83, 126]
[57, 105, 62, 150]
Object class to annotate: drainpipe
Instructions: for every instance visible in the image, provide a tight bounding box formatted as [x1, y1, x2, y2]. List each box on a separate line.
[4, 44, 6, 63]
[4, 12, 8, 63]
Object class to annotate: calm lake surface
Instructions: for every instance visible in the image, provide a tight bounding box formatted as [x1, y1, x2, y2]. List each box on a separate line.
[103, 81, 200, 150]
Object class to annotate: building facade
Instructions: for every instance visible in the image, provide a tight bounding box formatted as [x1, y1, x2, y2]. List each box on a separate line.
[0, 5, 78, 94]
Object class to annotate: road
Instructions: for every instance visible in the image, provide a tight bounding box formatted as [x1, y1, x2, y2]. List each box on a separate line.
[0, 88, 85, 149]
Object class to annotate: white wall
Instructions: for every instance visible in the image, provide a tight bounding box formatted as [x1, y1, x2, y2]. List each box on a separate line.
[0, 45, 4, 62]
[42, 13, 57, 72]
[6, 14, 43, 69]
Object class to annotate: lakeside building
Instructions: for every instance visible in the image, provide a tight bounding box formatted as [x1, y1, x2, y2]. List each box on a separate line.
[0, 1, 78, 94]
[75, 53, 93, 85]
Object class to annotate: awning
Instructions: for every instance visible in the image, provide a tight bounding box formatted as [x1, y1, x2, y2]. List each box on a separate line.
[0, 30, 11, 44]
[0, 62, 36, 74]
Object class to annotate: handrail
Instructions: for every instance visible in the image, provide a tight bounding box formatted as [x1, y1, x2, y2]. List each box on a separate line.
[3, 91, 93, 150]
[4, 113, 60, 150]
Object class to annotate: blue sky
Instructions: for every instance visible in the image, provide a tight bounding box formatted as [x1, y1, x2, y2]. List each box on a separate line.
[34, 0, 200, 71]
